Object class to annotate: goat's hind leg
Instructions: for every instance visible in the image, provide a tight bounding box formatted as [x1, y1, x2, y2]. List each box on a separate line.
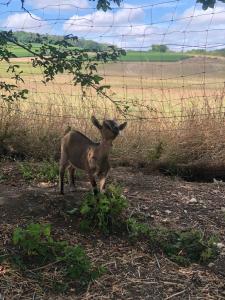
[68, 165, 76, 192]
[59, 154, 69, 195]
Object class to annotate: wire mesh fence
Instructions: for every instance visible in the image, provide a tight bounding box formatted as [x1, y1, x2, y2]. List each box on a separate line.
[0, 0, 225, 162]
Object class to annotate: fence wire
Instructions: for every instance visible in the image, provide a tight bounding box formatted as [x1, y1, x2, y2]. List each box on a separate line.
[0, 0, 225, 127]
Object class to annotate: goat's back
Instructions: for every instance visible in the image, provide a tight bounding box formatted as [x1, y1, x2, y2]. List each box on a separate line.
[61, 130, 98, 169]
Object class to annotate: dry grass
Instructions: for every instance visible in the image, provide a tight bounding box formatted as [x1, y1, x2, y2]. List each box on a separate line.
[0, 57, 225, 166]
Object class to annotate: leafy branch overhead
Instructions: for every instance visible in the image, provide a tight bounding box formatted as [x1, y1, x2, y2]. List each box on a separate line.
[0, 31, 125, 103]
[92, 0, 123, 11]
[17, 0, 225, 11]
[0, 31, 28, 102]
[19, 0, 123, 12]
[95, 0, 224, 10]
[32, 40, 125, 91]
[0, 1, 125, 103]
[197, 0, 225, 9]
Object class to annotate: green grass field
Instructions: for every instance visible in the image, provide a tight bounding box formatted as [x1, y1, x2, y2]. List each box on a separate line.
[120, 51, 191, 62]
[0, 61, 42, 76]
[8, 43, 43, 57]
[7, 43, 191, 62]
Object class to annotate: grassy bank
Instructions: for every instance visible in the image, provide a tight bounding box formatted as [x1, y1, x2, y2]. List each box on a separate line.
[7, 43, 191, 62]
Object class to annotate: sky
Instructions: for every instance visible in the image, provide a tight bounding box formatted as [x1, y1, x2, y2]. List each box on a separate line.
[0, 0, 225, 50]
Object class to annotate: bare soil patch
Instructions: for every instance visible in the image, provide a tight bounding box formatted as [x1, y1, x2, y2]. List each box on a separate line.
[0, 161, 225, 299]
[151, 161, 225, 183]
[9, 56, 225, 78]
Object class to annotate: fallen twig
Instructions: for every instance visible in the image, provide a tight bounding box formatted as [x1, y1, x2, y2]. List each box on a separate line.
[165, 289, 187, 300]
[154, 253, 161, 269]
[28, 260, 62, 272]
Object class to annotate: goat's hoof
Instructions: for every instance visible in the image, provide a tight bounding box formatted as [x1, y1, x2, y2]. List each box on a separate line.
[93, 189, 99, 196]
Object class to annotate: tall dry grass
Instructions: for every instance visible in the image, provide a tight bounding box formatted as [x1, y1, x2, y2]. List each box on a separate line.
[0, 58, 225, 169]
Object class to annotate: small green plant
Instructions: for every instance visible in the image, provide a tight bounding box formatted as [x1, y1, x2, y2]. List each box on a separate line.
[126, 217, 150, 238]
[18, 161, 59, 182]
[0, 248, 8, 263]
[18, 160, 83, 183]
[127, 220, 218, 266]
[80, 184, 128, 233]
[37, 160, 59, 182]
[12, 223, 104, 284]
[0, 173, 7, 183]
[13, 223, 60, 261]
[18, 162, 34, 181]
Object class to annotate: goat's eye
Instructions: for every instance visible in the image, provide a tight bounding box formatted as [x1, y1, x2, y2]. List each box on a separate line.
[112, 126, 119, 134]
[104, 123, 111, 130]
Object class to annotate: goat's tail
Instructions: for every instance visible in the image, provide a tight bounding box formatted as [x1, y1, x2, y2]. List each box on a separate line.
[64, 125, 72, 135]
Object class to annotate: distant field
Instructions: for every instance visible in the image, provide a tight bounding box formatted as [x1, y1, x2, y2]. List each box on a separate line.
[8, 43, 192, 62]
[1, 57, 224, 113]
[0, 56, 224, 164]
[8, 43, 42, 57]
[120, 51, 191, 62]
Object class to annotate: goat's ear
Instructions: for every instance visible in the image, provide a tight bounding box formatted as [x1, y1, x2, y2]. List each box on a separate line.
[91, 116, 102, 130]
[118, 122, 127, 131]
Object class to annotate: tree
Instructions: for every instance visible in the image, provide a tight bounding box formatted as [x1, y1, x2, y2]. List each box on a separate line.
[151, 45, 169, 53]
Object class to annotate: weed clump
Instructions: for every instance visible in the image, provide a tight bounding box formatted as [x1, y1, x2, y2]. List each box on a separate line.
[18, 160, 84, 182]
[12, 223, 104, 285]
[80, 184, 128, 233]
[127, 218, 218, 266]
[78, 185, 218, 267]
[19, 160, 59, 182]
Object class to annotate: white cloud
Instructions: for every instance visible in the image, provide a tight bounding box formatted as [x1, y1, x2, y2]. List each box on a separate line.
[178, 4, 225, 29]
[3, 1, 225, 51]
[62, 2, 225, 50]
[27, 0, 89, 10]
[63, 4, 144, 36]
[3, 13, 50, 33]
[166, 4, 225, 50]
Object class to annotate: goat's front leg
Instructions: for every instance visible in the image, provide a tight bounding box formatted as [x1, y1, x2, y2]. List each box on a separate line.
[88, 172, 98, 195]
[98, 173, 108, 193]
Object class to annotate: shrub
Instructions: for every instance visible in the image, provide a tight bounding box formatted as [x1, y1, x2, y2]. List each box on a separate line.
[12, 223, 104, 284]
[127, 219, 218, 266]
[18, 162, 34, 181]
[80, 184, 128, 233]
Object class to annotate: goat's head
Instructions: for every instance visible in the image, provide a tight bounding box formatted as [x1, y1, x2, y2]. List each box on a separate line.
[91, 116, 127, 141]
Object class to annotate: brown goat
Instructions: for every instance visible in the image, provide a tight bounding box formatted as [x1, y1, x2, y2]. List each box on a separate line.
[59, 116, 127, 194]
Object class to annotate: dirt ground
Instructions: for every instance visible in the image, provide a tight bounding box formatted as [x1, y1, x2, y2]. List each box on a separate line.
[0, 161, 225, 299]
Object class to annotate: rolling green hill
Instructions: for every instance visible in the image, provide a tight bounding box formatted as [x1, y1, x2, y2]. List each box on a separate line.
[8, 43, 192, 62]
[3, 31, 225, 62]
[120, 51, 191, 62]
